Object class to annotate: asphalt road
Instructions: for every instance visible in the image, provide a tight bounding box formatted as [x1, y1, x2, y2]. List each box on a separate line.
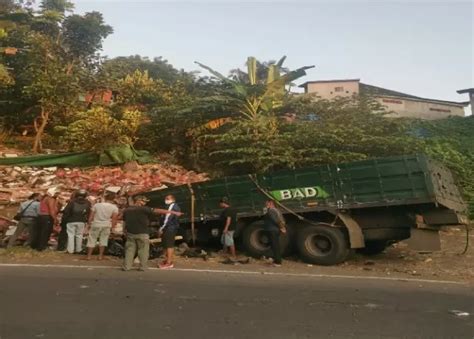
[0, 265, 473, 339]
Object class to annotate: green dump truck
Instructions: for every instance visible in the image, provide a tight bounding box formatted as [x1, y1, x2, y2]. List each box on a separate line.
[141, 154, 469, 265]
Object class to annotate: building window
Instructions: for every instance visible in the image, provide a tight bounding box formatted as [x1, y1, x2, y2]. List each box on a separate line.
[335, 86, 344, 92]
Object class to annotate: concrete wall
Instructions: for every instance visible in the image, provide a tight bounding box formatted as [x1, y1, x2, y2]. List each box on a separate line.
[376, 97, 465, 119]
[306, 81, 359, 99]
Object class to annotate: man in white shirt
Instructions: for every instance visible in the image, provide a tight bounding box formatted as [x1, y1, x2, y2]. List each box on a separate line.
[86, 193, 119, 260]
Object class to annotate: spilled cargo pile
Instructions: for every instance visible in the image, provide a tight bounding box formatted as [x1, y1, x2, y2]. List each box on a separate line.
[0, 162, 209, 206]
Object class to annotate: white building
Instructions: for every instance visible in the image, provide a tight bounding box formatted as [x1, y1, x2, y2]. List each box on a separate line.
[299, 79, 468, 120]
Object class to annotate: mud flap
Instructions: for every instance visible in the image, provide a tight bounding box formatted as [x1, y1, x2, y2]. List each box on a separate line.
[337, 212, 365, 249]
[404, 228, 441, 252]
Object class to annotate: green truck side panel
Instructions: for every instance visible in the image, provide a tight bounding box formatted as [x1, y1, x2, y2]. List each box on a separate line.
[142, 154, 467, 223]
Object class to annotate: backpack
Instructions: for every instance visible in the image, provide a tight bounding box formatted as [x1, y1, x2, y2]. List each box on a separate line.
[65, 200, 90, 221]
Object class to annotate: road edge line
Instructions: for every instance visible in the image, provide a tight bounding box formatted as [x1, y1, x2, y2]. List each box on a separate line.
[0, 263, 467, 285]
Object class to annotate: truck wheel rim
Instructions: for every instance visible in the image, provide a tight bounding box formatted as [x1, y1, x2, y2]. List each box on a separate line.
[305, 234, 332, 256]
[250, 229, 270, 251]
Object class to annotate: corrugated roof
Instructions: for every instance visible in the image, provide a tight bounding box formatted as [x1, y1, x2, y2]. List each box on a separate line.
[360, 83, 467, 106]
[299, 79, 468, 106]
[299, 79, 360, 87]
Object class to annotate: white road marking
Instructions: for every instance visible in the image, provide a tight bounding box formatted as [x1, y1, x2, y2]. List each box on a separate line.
[0, 263, 467, 285]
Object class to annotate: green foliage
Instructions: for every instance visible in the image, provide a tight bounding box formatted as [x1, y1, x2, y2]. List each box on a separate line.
[195, 56, 314, 121]
[62, 11, 113, 62]
[40, 0, 74, 14]
[60, 107, 142, 151]
[415, 116, 474, 217]
[198, 94, 421, 175]
[0, 0, 113, 152]
[102, 55, 188, 85]
[114, 70, 178, 109]
[0, 63, 14, 86]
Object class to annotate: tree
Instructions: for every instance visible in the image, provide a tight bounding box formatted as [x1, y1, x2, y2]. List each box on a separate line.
[229, 56, 289, 84]
[195, 56, 314, 122]
[0, 0, 113, 152]
[60, 107, 141, 151]
[188, 56, 314, 173]
[22, 32, 82, 152]
[102, 55, 188, 85]
[414, 116, 474, 217]
[62, 11, 113, 68]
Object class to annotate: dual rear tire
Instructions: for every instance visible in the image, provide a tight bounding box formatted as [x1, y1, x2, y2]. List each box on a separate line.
[242, 221, 351, 265]
[295, 224, 351, 265]
[241, 221, 291, 258]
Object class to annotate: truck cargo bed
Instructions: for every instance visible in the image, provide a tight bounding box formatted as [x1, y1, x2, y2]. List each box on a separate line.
[143, 154, 467, 223]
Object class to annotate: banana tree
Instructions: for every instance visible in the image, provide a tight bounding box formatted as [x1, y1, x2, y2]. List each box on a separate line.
[195, 56, 314, 121]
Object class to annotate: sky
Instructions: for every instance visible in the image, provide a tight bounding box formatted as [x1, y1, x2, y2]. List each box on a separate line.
[73, 0, 473, 106]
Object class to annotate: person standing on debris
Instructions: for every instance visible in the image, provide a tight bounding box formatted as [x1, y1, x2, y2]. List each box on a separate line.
[158, 195, 181, 269]
[31, 187, 60, 251]
[264, 200, 286, 267]
[62, 189, 91, 255]
[7, 193, 41, 248]
[86, 192, 119, 260]
[219, 197, 238, 262]
[122, 195, 182, 271]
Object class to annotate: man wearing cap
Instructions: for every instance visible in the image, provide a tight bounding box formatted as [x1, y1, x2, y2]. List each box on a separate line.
[122, 195, 182, 271]
[219, 197, 238, 262]
[7, 193, 41, 248]
[31, 187, 60, 251]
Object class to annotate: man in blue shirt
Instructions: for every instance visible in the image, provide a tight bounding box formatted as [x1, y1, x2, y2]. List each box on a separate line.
[158, 195, 181, 269]
[8, 193, 41, 248]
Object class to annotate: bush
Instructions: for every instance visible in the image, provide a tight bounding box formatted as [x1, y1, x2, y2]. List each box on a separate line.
[60, 107, 141, 152]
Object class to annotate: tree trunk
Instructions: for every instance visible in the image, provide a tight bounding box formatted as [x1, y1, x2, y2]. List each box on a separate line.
[33, 107, 49, 153]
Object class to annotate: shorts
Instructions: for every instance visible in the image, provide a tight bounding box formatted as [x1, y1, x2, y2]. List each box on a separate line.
[221, 231, 235, 247]
[87, 226, 111, 248]
[162, 228, 177, 249]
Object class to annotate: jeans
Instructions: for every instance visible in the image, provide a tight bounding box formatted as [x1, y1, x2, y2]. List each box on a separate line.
[66, 222, 85, 254]
[268, 230, 282, 265]
[31, 215, 53, 251]
[123, 233, 150, 271]
[7, 218, 36, 248]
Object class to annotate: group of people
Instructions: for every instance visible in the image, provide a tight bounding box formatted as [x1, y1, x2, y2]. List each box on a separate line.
[7, 188, 287, 269]
[7, 189, 183, 270]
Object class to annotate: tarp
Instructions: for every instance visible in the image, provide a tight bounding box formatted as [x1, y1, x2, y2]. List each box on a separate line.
[0, 145, 153, 167]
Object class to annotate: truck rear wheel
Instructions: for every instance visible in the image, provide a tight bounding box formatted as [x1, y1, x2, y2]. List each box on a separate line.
[242, 221, 290, 258]
[296, 225, 350, 265]
[358, 240, 387, 256]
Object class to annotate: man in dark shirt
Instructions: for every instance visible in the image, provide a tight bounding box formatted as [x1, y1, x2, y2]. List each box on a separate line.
[62, 189, 91, 254]
[219, 197, 237, 261]
[264, 200, 286, 266]
[122, 195, 182, 271]
[158, 195, 181, 269]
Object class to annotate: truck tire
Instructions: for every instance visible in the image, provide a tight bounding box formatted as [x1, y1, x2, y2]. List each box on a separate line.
[242, 221, 290, 258]
[358, 241, 387, 256]
[296, 224, 350, 265]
